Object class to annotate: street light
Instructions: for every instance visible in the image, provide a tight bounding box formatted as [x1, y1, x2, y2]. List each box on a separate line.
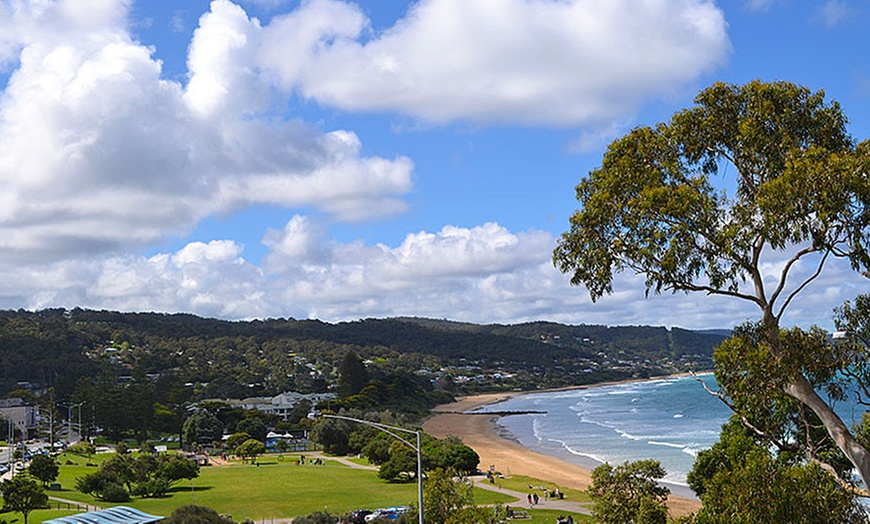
[309, 412, 424, 524]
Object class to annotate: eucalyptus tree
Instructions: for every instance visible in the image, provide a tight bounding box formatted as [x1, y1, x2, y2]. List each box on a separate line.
[554, 80, 870, 486]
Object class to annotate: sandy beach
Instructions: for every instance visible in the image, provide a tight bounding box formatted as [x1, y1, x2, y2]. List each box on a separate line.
[422, 389, 703, 517]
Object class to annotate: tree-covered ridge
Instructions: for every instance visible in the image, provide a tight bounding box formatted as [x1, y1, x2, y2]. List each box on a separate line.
[0, 308, 726, 402]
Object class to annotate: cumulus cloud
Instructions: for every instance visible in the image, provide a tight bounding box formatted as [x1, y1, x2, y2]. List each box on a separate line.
[0, 0, 413, 262]
[2, 0, 852, 332]
[0, 218, 864, 331]
[262, 0, 730, 125]
[0, 0, 730, 263]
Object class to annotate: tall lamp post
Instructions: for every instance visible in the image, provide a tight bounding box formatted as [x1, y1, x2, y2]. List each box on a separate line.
[310, 412, 424, 524]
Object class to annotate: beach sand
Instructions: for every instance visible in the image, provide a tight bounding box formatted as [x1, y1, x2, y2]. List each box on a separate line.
[422, 390, 703, 518]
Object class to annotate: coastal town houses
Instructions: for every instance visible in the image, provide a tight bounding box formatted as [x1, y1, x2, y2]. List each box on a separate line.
[227, 391, 336, 421]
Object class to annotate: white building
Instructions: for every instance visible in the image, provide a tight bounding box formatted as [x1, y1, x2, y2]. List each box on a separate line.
[0, 398, 38, 438]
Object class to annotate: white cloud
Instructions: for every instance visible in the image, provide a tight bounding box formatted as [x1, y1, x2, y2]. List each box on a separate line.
[0, 218, 862, 331]
[261, 0, 730, 126]
[0, 0, 413, 262]
[817, 0, 850, 27]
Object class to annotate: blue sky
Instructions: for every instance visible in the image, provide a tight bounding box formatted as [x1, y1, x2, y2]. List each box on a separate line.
[0, 0, 868, 330]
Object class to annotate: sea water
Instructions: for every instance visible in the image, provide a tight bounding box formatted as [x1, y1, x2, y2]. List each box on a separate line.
[473, 373, 870, 503]
[472, 375, 731, 492]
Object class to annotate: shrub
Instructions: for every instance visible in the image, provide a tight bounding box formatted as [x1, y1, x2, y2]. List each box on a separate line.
[100, 482, 130, 503]
[293, 510, 339, 524]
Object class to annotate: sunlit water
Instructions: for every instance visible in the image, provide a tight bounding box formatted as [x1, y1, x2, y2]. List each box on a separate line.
[472, 375, 732, 492]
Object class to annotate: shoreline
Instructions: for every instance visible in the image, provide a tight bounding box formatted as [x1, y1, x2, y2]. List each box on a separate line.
[422, 375, 705, 517]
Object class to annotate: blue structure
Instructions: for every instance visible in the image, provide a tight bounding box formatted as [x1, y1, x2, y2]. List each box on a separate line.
[43, 505, 163, 523]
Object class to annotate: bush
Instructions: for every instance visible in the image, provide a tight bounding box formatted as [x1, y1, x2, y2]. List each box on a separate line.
[163, 504, 235, 523]
[101, 482, 130, 502]
[293, 510, 339, 524]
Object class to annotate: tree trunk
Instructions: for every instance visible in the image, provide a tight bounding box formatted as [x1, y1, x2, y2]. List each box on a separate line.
[784, 373, 870, 489]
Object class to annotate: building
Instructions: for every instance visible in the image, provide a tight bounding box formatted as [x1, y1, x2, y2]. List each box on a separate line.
[0, 398, 38, 439]
[229, 391, 335, 420]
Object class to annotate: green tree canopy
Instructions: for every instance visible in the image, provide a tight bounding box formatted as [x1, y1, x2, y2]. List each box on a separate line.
[688, 416, 864, 523]
[235, 417, 267, 442]
[162, 504, 235, 524]
[183, 410, 223, 448]
[26, 454, 59, 486]
[589, 460, 669, 524]
[226, 432, 252, 451]
[405, 467, 505, 524]
[235, 438, 266, 463]
[1, 474, 49, 524]
[554, 79, 870, 486]
[337, 351, 369, 398]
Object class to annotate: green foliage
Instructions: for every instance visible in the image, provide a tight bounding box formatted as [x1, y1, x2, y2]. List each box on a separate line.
[226, 432, 252, 451]
[338, 351, 369, 398]
[75, 452, 199, 500]
[423, 436, 479, 475]
[689, 416, 864, 522]
[362, 433, 393, 465]
[554, 78, 870, 487]
[27, 454, 59, 485]
[378, 441, 418, 482]
[235, 417, 267, 442]
[409, 467, 471, 524]
[163, 504, 236, 523]
[1, 474, 49, 524]
[68, 440, 95, 456]
[555, 79, 864, 300]
[183, 410, 224, 448]
[293, 510, 340, 524]
[588, 460, 669, 524]
[694, 451, 863, 523]
[403, 468, 507, 523]
[235, 439, 266, 463]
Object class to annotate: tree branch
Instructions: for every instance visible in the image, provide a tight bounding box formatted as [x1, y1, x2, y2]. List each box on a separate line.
[771, 246, 827, 321]
[691, 372, 794, 452]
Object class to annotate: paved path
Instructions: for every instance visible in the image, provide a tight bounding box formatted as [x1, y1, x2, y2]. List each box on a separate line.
[469, 477, 593, 516]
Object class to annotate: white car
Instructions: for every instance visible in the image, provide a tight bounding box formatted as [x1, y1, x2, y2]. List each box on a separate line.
[364, 506, 409, 521]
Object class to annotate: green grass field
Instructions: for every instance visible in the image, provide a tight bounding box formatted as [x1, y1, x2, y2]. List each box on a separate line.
[490, 473, 592, 504]
[19, 452, 518, 523]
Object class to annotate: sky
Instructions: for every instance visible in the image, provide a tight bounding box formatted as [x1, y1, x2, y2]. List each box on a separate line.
[0, 0, 869, 331]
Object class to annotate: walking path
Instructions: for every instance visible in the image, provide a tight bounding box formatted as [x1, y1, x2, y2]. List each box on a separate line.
[469, 477, 593, 516]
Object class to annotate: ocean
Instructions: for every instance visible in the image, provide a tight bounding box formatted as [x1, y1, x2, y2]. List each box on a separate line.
[471, 374, 732, 495]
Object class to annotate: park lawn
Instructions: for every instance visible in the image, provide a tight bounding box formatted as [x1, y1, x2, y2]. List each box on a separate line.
[520, 508, 594, 523]
[5, 507, 81, 524]
[49, 452, 513, 521]
[494, 474, 592, 503]
[345, 456, 372, 467]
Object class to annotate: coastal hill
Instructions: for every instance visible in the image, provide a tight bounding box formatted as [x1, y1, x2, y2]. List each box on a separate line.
[0, 308, 728, 400]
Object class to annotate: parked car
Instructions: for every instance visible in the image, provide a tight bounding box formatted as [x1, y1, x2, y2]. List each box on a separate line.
[364, 506, 410, 521]
[348, 509, 372, 523]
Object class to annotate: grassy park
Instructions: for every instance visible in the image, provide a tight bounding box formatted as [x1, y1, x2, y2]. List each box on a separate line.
[10, 451, 590, 523]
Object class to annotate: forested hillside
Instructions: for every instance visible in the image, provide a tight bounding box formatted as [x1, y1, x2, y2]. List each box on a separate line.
[0, 308, 727, 402]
